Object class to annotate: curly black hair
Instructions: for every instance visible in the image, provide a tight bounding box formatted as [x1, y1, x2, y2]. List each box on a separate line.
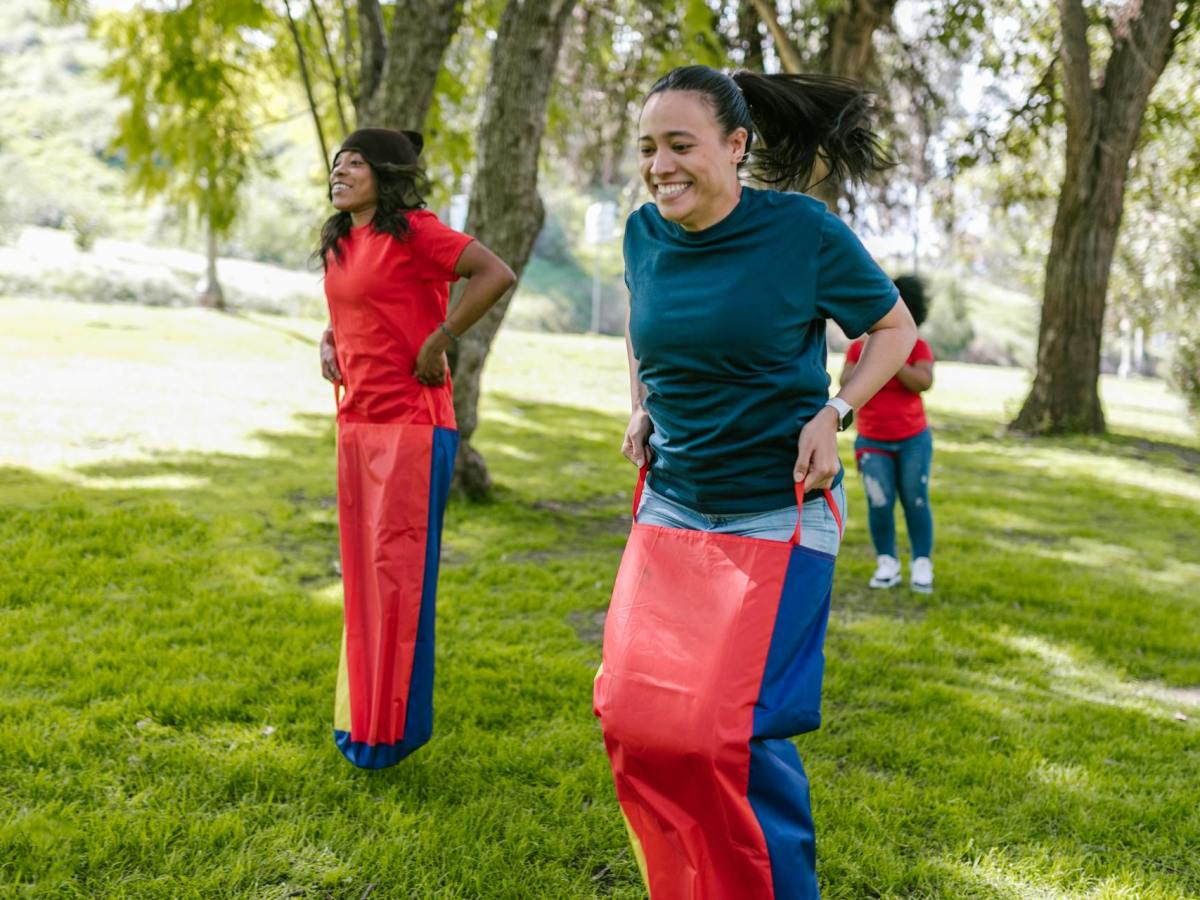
[312, 158, 431, 271]
[892, 274, 929, 326]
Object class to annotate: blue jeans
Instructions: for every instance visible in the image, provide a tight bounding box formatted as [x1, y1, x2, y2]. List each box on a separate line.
[636, 482, 847, 557]
[855, 428, 934, 559]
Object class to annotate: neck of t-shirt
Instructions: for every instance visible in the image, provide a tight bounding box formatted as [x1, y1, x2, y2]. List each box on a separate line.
[670, 185, 750, 242]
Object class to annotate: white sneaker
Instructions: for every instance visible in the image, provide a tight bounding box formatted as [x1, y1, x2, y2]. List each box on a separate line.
[869, 555, 902, 589]
[911, 557, 933, 593]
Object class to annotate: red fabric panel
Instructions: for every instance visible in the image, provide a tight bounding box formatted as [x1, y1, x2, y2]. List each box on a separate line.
[337, 421, 434, 745]
[596, 523, 795, 900]
[325, 210, 471, 426]
[846, 337, 933, 440]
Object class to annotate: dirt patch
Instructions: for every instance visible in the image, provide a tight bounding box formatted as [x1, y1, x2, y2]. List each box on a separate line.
[568, 609, 607, 644]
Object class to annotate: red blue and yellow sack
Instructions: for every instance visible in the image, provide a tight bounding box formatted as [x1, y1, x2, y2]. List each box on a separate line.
[332, 390, 457, 768]
[595, 468, 841, 899]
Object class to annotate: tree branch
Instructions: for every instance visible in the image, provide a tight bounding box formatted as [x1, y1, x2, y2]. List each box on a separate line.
[340, 0, 358, 109]
[1057, 0, 1095, 138]
[1098, 0, 1183, 154]
[310, 0, 350, 136]
[283, 0, 330, 171]
[748, 0, 805, 74]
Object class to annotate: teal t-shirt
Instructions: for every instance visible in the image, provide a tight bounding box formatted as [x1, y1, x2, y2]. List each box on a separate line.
[626, 187, 899, 513]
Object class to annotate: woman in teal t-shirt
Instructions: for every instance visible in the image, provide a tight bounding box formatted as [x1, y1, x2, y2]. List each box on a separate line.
[622, 66, 917, 548]
[613, 66, 918, 896]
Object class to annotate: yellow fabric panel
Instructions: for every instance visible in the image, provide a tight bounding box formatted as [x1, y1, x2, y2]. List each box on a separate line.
[334, 626, 352, 732]
[622, 808, 650, 893]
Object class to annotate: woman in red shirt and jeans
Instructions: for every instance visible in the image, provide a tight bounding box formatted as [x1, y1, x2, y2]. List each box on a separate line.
[841, 274, 935, 592]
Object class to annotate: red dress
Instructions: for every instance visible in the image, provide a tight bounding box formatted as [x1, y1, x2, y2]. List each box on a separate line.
[324, 210, 472, 768]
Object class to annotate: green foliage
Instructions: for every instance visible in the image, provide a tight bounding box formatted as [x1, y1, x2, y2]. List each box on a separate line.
[1171, 325, 1200, 419]
[921, 278, 976, 360]
[0, 0, 151, 242]
[546, 0, 731, 190]
[1, 298, 1198, 896]
[96, 0, 275, 237]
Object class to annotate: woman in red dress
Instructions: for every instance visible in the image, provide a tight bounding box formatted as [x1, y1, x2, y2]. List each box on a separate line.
[315, 128, 514, 767]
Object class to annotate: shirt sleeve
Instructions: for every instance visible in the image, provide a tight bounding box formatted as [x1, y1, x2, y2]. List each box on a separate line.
[814, 211, 900, 339]
[911, 338, 935, 364]
[409, 211, 474, 282]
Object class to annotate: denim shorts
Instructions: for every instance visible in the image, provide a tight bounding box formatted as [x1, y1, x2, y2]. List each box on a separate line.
[636, 482, 847, 557]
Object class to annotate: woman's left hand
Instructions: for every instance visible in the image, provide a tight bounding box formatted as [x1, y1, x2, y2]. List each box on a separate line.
[794, 407, 841, 490]
[413, 330, 451, 386]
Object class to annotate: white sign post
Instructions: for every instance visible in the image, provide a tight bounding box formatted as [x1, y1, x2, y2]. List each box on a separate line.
[449, 194, 470, 232]
[584, 201, 617, 333]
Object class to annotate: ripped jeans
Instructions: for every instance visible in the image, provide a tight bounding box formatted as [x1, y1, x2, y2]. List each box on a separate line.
[855, 428, 934, 559]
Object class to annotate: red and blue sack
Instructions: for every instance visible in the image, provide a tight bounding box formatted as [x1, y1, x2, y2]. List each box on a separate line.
[332, 388, 457, 769]
[594, 468, 842, 899]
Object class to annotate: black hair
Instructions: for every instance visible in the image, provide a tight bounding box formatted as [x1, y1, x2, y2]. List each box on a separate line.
[312, 156, 430, 271]
[645, 65, 892, 192]
[892, 274, 929, 326]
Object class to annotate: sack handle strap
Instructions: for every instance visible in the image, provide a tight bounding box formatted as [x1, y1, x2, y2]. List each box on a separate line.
[632, 464, 649, 521]
[792, 480, 845, 546]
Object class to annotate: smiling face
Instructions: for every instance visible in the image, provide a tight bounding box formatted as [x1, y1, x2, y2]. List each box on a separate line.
[638, 90, 747, 232]
[329, 150, 379, 225]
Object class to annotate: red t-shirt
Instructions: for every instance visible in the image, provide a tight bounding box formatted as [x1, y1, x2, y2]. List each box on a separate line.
[846, 337, 934, 440]
[324, 210, 473, 426]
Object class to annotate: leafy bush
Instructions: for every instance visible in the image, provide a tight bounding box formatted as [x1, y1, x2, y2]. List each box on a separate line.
[923, 279, 976, 360]
[1170, 325, 1200, 419]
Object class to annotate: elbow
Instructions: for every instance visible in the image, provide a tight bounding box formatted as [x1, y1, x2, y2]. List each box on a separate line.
[498, 262, 517, 292]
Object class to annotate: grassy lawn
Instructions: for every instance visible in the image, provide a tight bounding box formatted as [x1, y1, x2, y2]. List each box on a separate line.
[2, 297, 1198, 899]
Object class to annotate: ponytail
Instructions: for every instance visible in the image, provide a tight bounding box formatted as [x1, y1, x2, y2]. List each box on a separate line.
[645, 65, 892, 193]
[731, 71, 891, 191]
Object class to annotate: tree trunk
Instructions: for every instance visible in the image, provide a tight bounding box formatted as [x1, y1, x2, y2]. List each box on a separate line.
[199, 219, 224, 310]
[1011, 0, 1187, 434]
[354, 0, 463, 130]
[737, 0, 765, 71]
[448, 0, 578, 498]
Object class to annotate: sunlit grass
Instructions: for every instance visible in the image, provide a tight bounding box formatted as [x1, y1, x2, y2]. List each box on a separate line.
[2, 297, 1198, 898]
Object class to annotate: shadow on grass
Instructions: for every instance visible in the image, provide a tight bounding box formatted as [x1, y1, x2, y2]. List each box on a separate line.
[2, 395, 1197, 896]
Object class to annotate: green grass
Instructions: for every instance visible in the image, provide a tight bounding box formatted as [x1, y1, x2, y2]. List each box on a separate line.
[2, 297, 1198, 898]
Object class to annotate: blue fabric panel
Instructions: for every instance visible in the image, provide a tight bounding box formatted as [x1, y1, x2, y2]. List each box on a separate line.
[747, 738, 818, 899]
[400, 426, 457, 752]
[747, 544, 836, 898]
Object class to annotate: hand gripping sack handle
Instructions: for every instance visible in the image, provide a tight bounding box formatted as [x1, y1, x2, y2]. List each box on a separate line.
[594, 467, 843, 900]
[332, 381, 458, 768]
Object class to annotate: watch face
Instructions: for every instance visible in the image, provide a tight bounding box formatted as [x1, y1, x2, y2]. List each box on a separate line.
[842, 409, 854, 431]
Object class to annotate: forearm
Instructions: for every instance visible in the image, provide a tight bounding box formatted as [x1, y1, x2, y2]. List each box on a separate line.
[835, 303, 917, 410]
[445, 268, 513, 337]
[895, 363, 933, 393]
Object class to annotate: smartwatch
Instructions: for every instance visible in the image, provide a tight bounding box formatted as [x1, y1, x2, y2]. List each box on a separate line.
[824, 397, 854, 432]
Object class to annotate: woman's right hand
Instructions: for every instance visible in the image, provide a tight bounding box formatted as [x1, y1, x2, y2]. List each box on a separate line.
[320, 326, 341, 383]
[621, 409, 653, 467]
